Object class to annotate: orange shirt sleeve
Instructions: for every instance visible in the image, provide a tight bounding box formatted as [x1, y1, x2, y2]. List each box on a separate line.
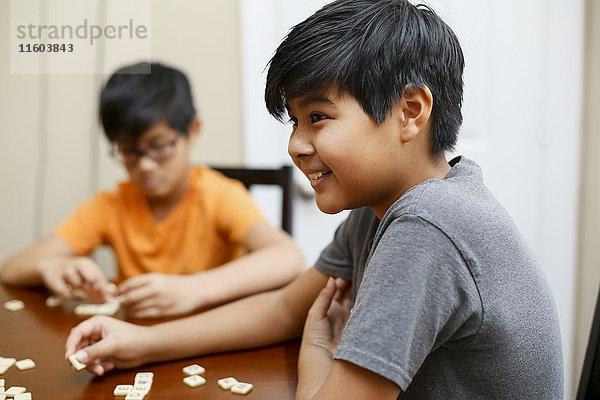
[54, 194, 112, 256]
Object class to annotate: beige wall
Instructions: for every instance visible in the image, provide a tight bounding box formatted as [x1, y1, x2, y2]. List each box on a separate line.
[574, 0, 600, 393]
[0, 1, 243, 263]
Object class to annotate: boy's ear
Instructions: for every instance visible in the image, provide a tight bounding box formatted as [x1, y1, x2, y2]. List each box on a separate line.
[398, 85, 433, 144]
[188, 116, 202, 145]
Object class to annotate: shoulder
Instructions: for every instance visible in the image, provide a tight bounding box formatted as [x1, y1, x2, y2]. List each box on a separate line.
[373, 213, 462, 268]
[79, 187, 124, 210]
[385, 157, 507, 232]
[372, 157, 513, 269]
[187, 167, 263, 224]
[189, 166, 248, 194]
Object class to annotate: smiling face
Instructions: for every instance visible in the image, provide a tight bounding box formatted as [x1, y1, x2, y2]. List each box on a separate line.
[286, 87, 413, 217]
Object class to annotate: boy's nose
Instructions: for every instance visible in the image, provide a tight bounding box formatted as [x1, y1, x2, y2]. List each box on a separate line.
[136, 153, 159, 171]
[288, 130, 314, 161]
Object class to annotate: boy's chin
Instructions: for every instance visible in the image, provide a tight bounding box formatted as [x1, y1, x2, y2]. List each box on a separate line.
[140, 185, 168, 199]
[315, 198, 345, 215]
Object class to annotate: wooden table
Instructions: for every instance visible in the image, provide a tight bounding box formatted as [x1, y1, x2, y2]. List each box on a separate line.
[0, 284, 299, 399]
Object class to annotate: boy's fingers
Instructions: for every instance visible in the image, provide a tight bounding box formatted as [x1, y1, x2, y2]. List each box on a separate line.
[95, 360, 115, 375]
[77, 261, 107, 287]
[74, 262, 110, 298]
[334, 277, 351, 291]
[332, 278, 351, 302]
[63, 267, 83, 289]
[309, 277, 336, 318]
[65, 323, 91, 356]
[118, 284, 155, 307]
[76, 337, 115, 366]
[73, 350, 108, 376]
[342, 294, 354, 309]
[101, 360, 115, 372]
[90, 363, 105, 376]
[117, 275, 150, 295]
[65, 316, 106, 356]
[46, 274, 72, 298]
[127, 306, 161, 319]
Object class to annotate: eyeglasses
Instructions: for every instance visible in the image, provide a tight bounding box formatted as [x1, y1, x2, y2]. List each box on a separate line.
[111, 136, 180, 165]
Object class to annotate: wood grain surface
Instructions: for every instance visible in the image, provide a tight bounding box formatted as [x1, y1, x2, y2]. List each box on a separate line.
[0, 284, 299, 399]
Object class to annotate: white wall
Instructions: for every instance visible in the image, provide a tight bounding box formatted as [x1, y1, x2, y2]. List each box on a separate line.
[436, 1, 584, 396]
[239, 1, 585, 397]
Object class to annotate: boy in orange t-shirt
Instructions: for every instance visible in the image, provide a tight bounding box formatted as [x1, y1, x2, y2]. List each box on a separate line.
[0, 62, 304, 318]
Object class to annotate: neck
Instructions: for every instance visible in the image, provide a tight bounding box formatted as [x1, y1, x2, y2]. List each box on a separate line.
[148, 170, 191, 221]
[372, 152, 451, 219]
[428, 152, 452, 180]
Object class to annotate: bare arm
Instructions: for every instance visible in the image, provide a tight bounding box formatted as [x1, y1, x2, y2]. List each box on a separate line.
[147, 265, 325, 359]
[295, 277, 400, 400]
[300, 360, 401, 400]
[118, 220, 306, 318]
[1, 234, 73, 286]
[193, 220, 306, 305]
[65, 266, 330, 374]
[0, 234, 109, 298]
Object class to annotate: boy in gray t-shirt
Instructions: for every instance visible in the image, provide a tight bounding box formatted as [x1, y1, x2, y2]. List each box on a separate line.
[64, 1, 563, 398]
[263, 0, 563, 397]
[315, 157, 563, 398]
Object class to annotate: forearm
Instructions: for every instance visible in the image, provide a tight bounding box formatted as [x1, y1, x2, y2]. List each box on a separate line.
[193, 240, 305, 308]
[0, 253, 48, 286]
[296, 344, 335, 400]
[142, 288, 305, 363]
[140, 266, 328, 363]
[1, 234, 76, 286]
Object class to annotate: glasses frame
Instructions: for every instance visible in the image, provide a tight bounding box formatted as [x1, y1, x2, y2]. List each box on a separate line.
[110, 136, 181, 166]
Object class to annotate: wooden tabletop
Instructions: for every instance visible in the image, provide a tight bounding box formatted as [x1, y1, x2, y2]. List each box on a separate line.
[0, 284, 299, 399]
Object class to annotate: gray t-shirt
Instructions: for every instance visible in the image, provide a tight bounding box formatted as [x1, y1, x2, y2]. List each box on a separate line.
[315, 157, 563, 399]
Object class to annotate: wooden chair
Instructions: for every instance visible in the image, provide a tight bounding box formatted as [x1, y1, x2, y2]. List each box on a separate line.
[212, 165, 294, 235]
[576, 283, 600, 400]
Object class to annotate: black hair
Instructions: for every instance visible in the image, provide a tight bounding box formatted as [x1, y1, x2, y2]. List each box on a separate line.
[100, 62, 196, 143]
[265, 0, 464, 154]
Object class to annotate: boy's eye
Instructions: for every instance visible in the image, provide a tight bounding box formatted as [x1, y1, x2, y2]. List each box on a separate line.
[150, 141, 171, 152]
[310, 113, 327, 123]
[120, 147, 138, 156]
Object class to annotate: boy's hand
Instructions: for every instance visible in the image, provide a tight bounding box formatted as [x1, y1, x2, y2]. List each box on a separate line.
[39, 256, 110, 300]
[302, 277, 353, 356]
[117, 273, 200, 318]
[64, 315, 153, 375]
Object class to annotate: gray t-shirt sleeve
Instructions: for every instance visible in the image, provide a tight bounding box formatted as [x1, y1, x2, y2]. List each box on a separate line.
[314, 211, 358, 281]
[335, 215, 482, 391]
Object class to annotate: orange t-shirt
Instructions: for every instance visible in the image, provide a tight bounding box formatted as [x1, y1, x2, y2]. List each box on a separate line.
[55, 167, 264, 280]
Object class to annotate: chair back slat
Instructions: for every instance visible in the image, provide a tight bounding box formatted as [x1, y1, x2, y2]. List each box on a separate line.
[577, 284, 600, 400]
[213, 166, 294, 235]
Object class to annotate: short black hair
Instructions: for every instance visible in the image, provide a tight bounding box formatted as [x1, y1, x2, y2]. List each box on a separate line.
[100, 62, 196, 143]
[265, 0, 464, 154]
